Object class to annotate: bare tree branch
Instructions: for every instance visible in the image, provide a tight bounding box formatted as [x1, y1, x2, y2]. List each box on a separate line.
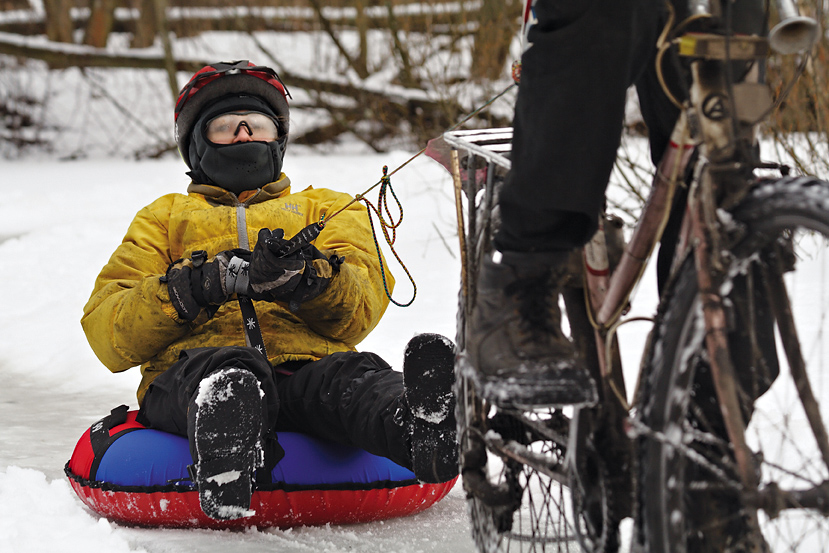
[0, 31, 207, 71]
[307, 0, 368, 79]
[385, 0, 416, 88]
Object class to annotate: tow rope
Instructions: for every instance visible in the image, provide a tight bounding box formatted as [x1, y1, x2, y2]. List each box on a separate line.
[315, 82, 518, 307]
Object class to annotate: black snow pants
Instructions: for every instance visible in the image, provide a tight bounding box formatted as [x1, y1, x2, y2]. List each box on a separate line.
[495, 0, 766, 258]
[136, 346, 410, 474]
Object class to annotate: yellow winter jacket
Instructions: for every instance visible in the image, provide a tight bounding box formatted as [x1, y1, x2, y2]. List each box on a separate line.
[81, 174, 393, 404]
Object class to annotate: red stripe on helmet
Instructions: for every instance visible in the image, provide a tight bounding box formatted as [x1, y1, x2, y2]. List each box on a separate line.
[174, 61, 289, 122]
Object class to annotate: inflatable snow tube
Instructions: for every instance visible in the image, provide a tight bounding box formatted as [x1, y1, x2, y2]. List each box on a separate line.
[65, 406, 456, 528]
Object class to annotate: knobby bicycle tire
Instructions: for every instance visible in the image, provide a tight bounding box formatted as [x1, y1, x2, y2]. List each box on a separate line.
[638, 176, 829, 553]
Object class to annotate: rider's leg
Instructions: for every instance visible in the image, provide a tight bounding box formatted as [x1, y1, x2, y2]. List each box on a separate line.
[466, 0, 662, 407]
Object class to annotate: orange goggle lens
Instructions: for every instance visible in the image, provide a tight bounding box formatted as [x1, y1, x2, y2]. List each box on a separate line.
[206, 112, 280, 143]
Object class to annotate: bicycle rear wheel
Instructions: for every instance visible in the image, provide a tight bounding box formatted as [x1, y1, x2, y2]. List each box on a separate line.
[457, 324, 613, 553]
[638, 176, 829, 552]
[453, 145, 598, 552]
[456, 388, 584, 553]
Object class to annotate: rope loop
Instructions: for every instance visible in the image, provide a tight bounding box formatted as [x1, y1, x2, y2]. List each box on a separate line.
[358, 165, 416, 307]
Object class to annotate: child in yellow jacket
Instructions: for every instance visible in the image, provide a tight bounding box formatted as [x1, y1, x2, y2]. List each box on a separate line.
[81, 61, 457, 521]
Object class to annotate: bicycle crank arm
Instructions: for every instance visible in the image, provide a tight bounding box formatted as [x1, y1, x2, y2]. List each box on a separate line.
[483, 433, 568, 485]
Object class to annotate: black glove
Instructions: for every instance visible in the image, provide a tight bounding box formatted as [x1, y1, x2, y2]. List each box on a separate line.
[162, 249, 251, 321]
[248, 228, 342, 311]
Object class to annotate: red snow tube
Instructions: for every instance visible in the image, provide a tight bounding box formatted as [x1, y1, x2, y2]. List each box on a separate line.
[65, 406, 456, 528]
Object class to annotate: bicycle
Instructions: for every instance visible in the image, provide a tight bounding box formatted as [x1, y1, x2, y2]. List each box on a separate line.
[432, 1, 829, 551]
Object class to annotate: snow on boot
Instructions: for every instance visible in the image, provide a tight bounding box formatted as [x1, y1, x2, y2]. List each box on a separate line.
[403, 333, 458, 484]
[463, 250, 598, 409]
[192, 368, 263, 521]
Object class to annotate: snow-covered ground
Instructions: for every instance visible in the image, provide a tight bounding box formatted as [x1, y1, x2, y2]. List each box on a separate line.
[3, 13, 829, 550]
[0, 148, 661, 552]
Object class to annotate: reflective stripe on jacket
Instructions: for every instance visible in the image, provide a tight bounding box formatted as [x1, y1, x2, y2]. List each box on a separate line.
[81, 174, 393, 404]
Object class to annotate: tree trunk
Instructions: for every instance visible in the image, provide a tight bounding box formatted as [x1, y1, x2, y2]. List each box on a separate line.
[355, 0, 368, 77]
[84, 0, 118, 47]
[470, 0, 520, 81]
[43, 0, 74, 43]
[130, 0, 158, 49]
[153, 0, 180, 101]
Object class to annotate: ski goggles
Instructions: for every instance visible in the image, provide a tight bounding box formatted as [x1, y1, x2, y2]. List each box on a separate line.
[205, 111, 281, 143]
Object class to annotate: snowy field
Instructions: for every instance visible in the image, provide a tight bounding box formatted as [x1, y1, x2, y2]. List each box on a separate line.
[0, 147, 662, 553]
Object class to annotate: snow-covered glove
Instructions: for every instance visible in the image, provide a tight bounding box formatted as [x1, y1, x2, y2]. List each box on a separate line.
[163, 249, 251, 321]
[248, 228, 342, 311]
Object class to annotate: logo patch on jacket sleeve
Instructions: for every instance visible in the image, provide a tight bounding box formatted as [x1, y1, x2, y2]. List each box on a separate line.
[282, 202, 303, 216]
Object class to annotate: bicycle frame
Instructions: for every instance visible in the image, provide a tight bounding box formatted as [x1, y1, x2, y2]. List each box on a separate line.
[582, 2, 829, 515]
[585, 112, 695, 372]
[437, 1, 829, 550]
[584, 60, 762, 495]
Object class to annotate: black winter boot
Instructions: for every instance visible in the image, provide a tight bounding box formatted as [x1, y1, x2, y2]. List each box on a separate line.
[190, 367, 263, 521]
[463, 250, 598, 408]
[403, 333, 459, 483]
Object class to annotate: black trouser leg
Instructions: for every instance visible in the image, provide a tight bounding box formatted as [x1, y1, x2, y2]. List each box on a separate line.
[136, 346, 282, 469]
[497, 0, 768, 254]
[496, 0, 662, 252]
[274, 351, 411, 470]
[137, 347, 413, 472]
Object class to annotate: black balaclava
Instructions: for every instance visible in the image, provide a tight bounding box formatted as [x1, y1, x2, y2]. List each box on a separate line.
[188, 95, 287, 195]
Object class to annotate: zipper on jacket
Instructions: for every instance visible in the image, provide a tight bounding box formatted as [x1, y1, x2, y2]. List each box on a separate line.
[236, 205, 250, 249]
[234, 203, 256, 351]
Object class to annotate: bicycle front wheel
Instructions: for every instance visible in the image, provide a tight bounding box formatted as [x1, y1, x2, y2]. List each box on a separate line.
[638, 176, 829, 552]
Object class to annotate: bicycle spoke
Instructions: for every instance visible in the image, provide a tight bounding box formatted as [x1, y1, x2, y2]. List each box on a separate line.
[763, 258, 829, 471]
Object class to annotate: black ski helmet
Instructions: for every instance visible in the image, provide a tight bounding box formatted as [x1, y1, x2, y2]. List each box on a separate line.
[174, 60, 291, 170]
